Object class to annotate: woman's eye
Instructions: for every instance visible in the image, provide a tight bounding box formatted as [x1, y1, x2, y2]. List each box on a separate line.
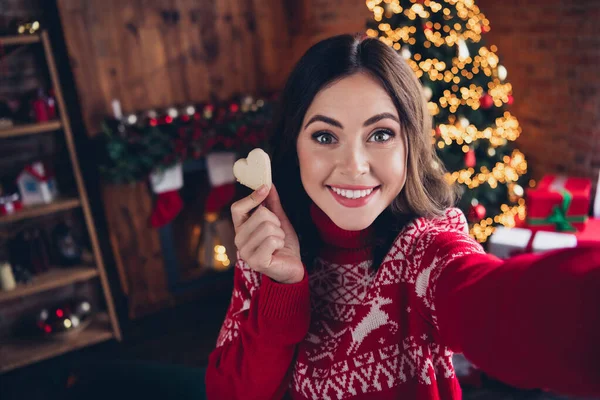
[369, 130, 394, 143]
[312, 132, 337, 144]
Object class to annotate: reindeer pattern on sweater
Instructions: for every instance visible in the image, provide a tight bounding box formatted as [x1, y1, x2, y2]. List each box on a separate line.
[291, 208, 484, 399]
[216, 208, 485, 399]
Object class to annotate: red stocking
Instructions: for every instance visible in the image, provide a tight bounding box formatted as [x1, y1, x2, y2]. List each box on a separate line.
[150, 190, 183, 227]
[205, 183, 236, 214]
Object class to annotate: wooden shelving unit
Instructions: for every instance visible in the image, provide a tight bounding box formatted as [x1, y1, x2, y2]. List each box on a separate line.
[0, 197, 81, 225]
[0, 34, 41, 46]
[0, 32, 122, 373]
[0, 266, 99, 303]
[0, 312, 113, 373]
[0, 120, 62, 139]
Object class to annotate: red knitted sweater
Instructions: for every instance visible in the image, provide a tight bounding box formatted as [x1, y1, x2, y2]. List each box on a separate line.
[205, 204, 600, 399]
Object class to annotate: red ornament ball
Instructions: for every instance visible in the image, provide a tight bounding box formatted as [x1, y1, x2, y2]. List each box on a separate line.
[475, 204, 486, 220]
[507, 95, 514, 105]
[469, 204, 487, 221]
[479, 93, 493, 109]
[465, 149, 476, 168]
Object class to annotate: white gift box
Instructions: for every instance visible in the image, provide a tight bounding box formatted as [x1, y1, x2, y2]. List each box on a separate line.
[150, 162, 183, 194]
[488, 226, 533, 259]
[531, 231, 577, 253]
[489, 226, 579, 259]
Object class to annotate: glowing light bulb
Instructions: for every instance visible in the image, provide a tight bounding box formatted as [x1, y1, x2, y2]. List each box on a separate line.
[457, 39, 470, 60]
[498, 65, 507, 81]
[423, 86, 433, 100]
[401, 46, 412, 60]
[167, 108, 178, 118]
[513, 184, 524, 197]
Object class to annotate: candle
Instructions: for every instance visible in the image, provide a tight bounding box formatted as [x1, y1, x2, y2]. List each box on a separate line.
[0, 262, 17, 291]
[111, 99, 123, 120]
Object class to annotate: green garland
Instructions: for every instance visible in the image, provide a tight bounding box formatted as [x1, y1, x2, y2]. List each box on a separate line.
[96, 95, 276, 184]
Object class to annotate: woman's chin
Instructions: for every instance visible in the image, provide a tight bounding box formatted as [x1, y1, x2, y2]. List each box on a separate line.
[330, 213, 375, 231]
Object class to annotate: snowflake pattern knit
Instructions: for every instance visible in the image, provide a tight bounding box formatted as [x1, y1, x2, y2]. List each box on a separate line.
[215, 205, 484, 399]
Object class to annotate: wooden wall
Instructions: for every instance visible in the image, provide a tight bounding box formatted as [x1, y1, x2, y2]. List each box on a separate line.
[55, 0, 368, 318]
[56, 0, 370, 136]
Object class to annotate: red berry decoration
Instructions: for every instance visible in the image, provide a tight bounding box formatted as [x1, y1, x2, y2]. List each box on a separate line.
[479, 93, 493, 109]
[465, 149, 476, 168]
[507, 95, 514, 105]
[468, 203, 487, 222]
[475, 204, 486, 220]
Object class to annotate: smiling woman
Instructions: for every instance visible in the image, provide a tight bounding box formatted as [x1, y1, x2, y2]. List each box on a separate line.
[206, 34, 600, 400]
[269, 34, 458, 270]
[297, 72, 408, 231]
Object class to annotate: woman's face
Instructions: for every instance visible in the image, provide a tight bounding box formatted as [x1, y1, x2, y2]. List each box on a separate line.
[297, 72, 408, 231]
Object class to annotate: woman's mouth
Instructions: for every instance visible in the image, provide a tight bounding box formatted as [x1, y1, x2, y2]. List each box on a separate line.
[327, 185, 380, 208]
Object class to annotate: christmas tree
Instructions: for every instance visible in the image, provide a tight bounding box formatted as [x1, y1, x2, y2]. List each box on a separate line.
[366, 0, 530, 243]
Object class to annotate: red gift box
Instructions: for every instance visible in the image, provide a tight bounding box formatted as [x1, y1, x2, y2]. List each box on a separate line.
[0, 193, 22, 216]
[575, 218, 600, 246]
[526, 175, 590, 232]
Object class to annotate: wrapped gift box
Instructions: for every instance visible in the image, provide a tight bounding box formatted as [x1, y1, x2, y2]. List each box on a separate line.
[574, 218, 600, 246]
[531, 231, 577, 253]
[489, 219, 600, 259]
[0, 193, 22, 216]
[526, 175, 591, 233]
[488, 226, 533, 259]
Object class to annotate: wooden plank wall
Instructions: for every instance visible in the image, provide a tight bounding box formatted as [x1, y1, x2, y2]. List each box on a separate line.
[55, 0, 369, 318]
[56, 0, 369, 136]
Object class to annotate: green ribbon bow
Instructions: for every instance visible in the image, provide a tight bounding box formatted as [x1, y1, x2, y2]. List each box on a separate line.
[528, 189, 587, 232]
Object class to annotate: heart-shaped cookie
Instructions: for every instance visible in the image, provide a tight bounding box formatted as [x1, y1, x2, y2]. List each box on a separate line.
[233, 148, 272, 190]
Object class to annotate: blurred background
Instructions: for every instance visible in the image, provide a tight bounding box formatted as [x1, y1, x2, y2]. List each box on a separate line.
[0, 0, 598, 399]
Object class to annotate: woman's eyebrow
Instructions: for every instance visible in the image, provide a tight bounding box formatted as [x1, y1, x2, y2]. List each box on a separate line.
[304, 112, 400, 130]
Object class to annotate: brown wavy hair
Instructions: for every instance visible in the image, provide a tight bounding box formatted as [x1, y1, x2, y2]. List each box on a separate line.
[268, 34, 459, 269]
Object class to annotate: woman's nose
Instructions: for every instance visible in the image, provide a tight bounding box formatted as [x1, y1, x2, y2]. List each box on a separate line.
[338, 147, 369, 178]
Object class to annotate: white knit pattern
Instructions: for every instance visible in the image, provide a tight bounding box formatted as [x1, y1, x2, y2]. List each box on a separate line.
[215, 208, 486, 399]
[291, 208, 485, 399]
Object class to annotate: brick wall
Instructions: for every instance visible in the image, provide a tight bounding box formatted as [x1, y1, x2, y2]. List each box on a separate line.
[476, 0, 600, 194]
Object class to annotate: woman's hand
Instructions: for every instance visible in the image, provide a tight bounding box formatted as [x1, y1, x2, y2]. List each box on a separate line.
[231, 184, 304, 284]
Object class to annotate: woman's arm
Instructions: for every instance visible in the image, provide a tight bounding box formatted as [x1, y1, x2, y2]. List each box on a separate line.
[421, 230, 600, 397]
[205, 257, 311, 400]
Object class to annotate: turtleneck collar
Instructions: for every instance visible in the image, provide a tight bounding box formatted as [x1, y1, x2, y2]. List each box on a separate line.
[309, 202, 374, 263]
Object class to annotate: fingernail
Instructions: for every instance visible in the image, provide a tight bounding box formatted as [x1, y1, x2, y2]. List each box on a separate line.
[257, 185, 268, 195]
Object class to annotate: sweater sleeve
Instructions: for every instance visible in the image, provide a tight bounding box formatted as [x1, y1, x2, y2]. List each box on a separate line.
[205, 255, 311, 400]
[414, 219, 600, 397]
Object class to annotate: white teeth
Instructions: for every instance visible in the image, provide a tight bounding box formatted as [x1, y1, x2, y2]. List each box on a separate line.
[331, 187, 375, 199]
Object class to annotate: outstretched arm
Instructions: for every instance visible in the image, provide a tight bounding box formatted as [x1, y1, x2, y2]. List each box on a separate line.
[420, 228, 600, 397]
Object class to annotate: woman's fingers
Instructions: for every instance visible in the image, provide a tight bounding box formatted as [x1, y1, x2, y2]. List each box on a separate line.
[242, 235, 285, 273]
[238, 220, 285, 257]
[234, 206, 282, 249]
[230, 184, 270, 231]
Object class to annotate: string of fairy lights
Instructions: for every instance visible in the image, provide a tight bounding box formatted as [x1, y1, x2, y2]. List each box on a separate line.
[367, 0, 529, 242]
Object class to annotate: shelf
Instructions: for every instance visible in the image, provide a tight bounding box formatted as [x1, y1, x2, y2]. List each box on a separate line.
[0, 312, 114, 373]
[0, 120, 62, 139]
[0, 197, 81, 225]
[0, 266, 99, 304]
[0, 34, 40, 46]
